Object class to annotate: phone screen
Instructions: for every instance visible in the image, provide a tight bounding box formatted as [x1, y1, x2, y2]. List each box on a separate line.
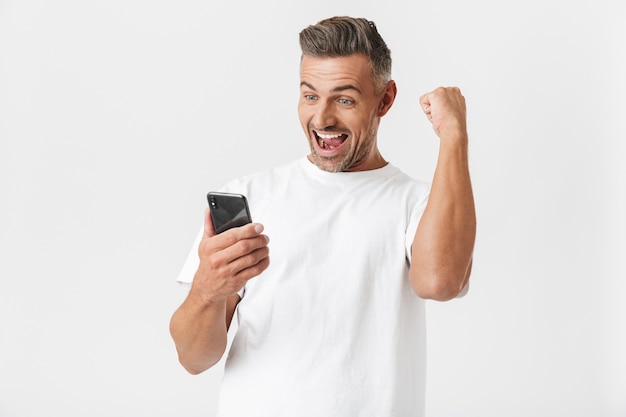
[207, 192, 252, 234]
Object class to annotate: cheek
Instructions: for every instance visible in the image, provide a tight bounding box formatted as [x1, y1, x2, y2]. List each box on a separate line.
[347, 115, 371, 136]
[298, 103, 312, 121]
[297, 106, 309, 129]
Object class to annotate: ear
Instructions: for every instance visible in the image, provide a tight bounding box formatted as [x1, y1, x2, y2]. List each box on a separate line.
[377, 80, 397, 117]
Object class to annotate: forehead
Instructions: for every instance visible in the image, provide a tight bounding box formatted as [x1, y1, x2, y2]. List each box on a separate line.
[300, 54, 376, 93]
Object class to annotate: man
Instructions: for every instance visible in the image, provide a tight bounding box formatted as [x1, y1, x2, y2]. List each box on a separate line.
[170, 16, 475, 416]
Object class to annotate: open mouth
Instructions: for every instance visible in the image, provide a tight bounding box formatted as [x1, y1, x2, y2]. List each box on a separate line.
[314, 130, 348, 151]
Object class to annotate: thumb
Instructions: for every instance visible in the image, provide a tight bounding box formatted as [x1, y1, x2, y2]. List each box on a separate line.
[419, 93, 431, 111]
[203, 207, 216, 238]
[419, 93, 432, 121]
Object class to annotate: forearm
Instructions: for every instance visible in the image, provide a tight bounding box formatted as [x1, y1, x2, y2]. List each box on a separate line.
[169, 213, 268, 373]
[410, 139, 476, 300]
[169, 290, 229, 374]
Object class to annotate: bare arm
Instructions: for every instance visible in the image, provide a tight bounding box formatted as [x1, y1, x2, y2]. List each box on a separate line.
[169, 209, 270, 374]
[410, 87, 476, 301]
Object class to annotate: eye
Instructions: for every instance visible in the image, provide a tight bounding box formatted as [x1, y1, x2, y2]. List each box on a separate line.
[338, 98, 354, 105]
[304, 94, 317, 101]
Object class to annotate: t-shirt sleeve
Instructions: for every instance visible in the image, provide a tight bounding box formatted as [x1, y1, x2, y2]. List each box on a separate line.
[175, 226, 203, 286]
[405, 188, 430, 263]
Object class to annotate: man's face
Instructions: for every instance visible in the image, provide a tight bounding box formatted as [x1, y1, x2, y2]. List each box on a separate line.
[298, 54, 394, 172]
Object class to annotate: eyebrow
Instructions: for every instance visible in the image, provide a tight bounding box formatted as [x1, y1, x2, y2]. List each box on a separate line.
[300, 81, 362, 95]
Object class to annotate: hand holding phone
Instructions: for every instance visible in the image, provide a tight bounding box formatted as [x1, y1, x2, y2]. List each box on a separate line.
[207, 192, 253, 234]
[193, 192, 268, 308]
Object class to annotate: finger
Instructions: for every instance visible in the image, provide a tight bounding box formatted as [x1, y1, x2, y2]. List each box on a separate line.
[231, 246, 271, 281]
[203, 207, 216, 238]
[211, 222, 267, 252]
[235, 256, 271, 283]
[419, 93, 431, 114]
[201, 233, 269, 287]
[219, 233, 270, 266]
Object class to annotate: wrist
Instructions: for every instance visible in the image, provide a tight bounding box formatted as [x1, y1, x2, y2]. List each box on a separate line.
[188, 284, 228, 310]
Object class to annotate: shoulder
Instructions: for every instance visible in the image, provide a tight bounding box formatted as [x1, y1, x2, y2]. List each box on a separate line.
[384, 164, 431, 199]
[219, 158, 304, 195]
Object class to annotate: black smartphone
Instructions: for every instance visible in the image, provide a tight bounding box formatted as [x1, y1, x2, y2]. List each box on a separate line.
[207, 192, 253, 234]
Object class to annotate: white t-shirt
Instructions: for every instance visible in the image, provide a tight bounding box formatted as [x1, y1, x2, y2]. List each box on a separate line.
[177, 158, 431, 416]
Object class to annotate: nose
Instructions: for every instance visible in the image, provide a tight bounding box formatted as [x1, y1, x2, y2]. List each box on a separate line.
[312, 101, 337, 130]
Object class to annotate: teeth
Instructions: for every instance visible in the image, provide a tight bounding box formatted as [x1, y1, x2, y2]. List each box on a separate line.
[315, 131, 345, 150]
[317, 132, 342, 140]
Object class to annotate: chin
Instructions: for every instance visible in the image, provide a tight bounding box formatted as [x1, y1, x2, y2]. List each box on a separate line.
[309, 153, 345, 173]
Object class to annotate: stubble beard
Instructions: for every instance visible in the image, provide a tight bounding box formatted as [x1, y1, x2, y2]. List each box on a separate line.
[309, 148, 350, 173]
[308, 126, 378, 172]
[307, 135, 352, 172]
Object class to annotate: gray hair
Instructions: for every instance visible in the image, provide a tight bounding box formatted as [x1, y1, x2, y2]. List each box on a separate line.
[299, 16, 392, 92]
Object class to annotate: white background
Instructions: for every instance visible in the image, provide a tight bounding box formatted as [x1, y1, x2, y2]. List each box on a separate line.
[1, 0, 624, 416]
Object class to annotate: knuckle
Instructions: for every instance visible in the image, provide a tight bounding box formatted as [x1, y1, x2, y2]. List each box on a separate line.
[237, 239, 253, 253]
[222, 232, 239, 247]
[235, 223, 255, 237]
[225, 263, 240, 278]
[206, 256, 220, 269]
[239, 252, 270, 278]
[241, 251, 260, 267]
[252, 257, 271, 274]
[204, 254, 223, 271]
[243, 264, 264, 279]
